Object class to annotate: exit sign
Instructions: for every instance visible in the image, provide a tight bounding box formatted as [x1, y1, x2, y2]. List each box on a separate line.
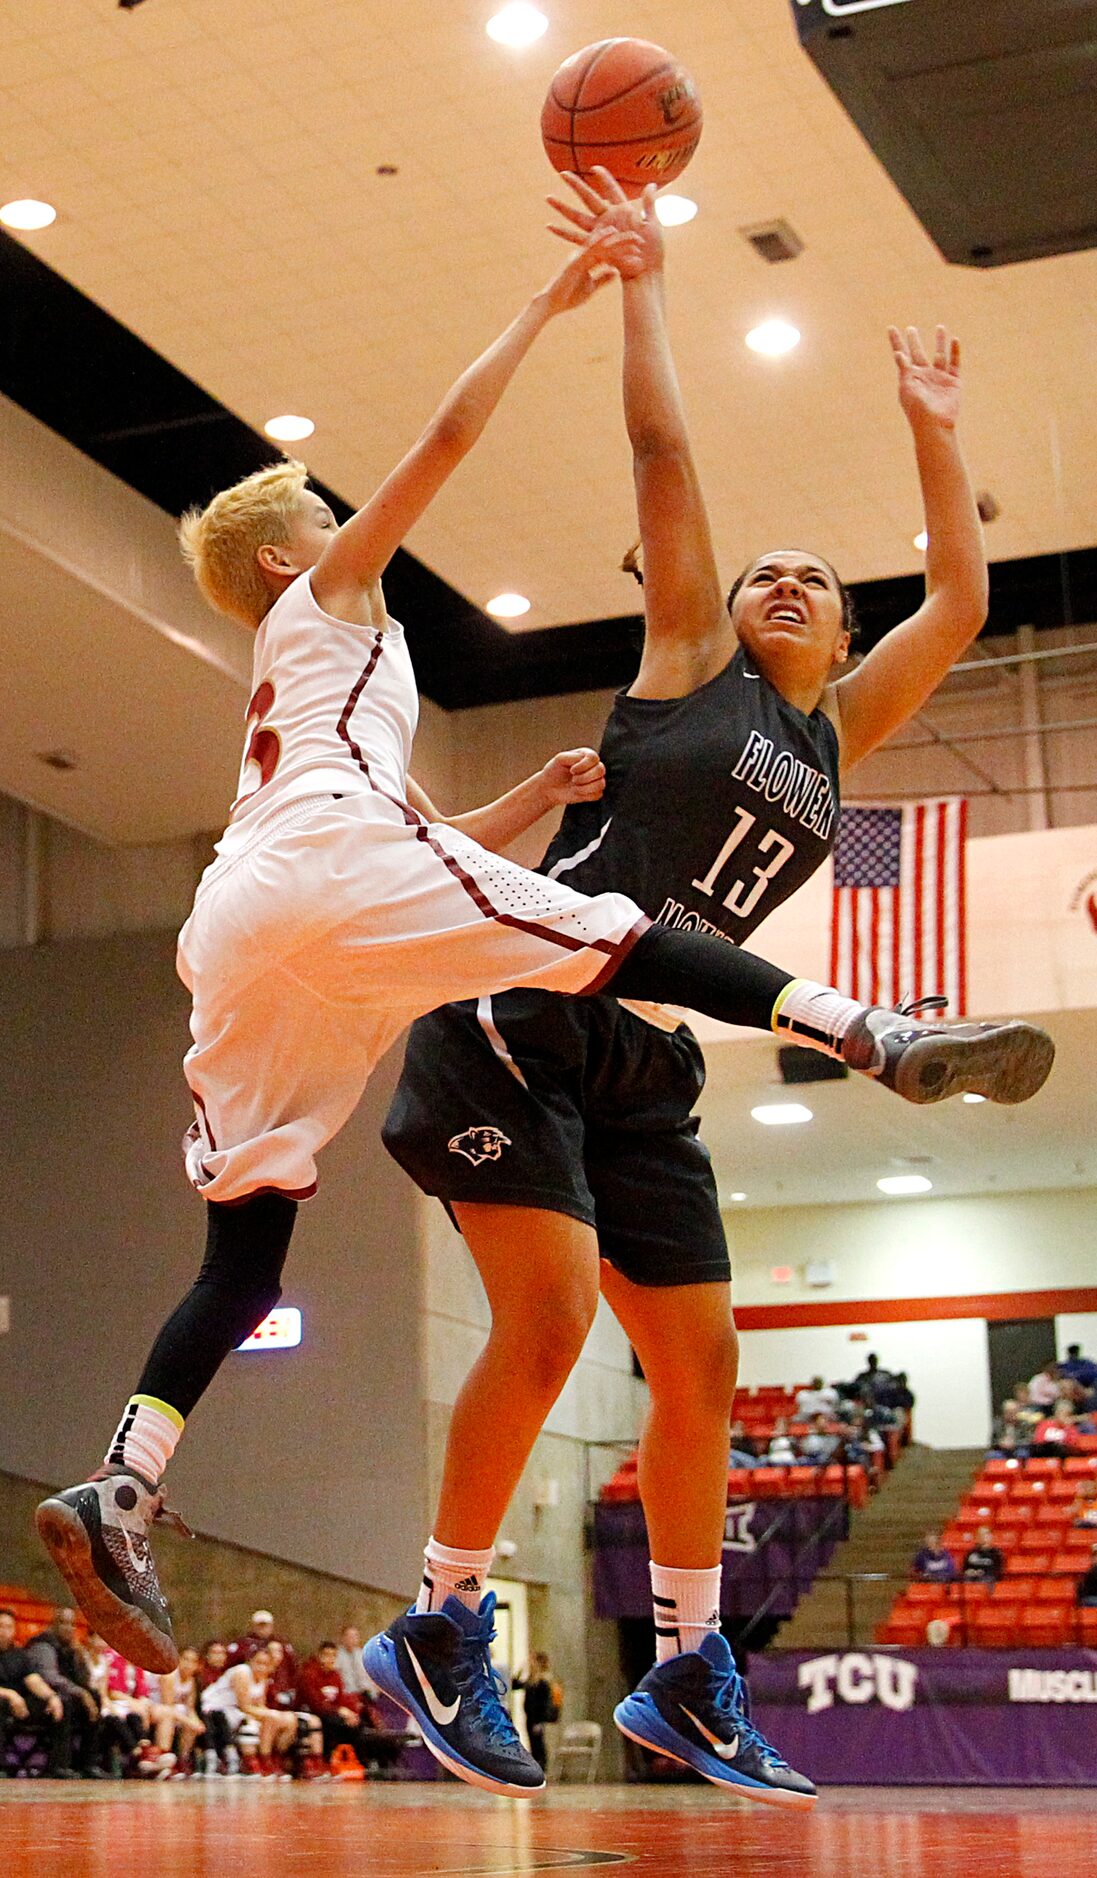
[237, 1308, 302, 1352]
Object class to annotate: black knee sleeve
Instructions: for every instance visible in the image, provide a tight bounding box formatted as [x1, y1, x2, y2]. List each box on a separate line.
[606, 923, 792, 1033]
[135, 1192, 298, 1422]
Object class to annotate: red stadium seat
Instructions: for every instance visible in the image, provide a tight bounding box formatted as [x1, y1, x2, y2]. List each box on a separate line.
[750, 1468, 785, 1497]
[1010, 1480, 1048, 1502]
[1063, 1456, 1097, 1476]
[981, 1459, 1019, 1480]
[1051, 1549, 1093, 1577]
[1019, 1528, 1056, 1552]
[906, 1582, 944, 1605]
[1049, 1479, 1077, 1502]
[877, 1617, 924, 1649]
[1025, 1457, 1062, 1479]
[1020, 1607, 1071, 1647]
[725, 1469, 752, 1498]
[971, 1606, 1021, 1648]
[1011, 1551, 1052, 1575]
[1035, 1503, 1070, 1527]
[995, 1575, 1037, 1600]
[1033, 1577, 1075, 1603]
[1079, 1609, 1097, 1645]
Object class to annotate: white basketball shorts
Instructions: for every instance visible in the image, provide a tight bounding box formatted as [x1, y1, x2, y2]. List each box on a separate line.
[177, 793, 647, 1202]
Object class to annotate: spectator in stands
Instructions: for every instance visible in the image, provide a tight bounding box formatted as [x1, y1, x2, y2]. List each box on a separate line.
[912, 1531, 957, 1583]
[25, 1608, 100, 1777]
[335, 1624, 381, 1701]
[1030, 1397, 1085, 1456]
[795, 1377, 839, 1420]
[155, 1648, 206, 1772]
[875, 1370, 915, 1430]
[199, 1640, 228, 1688]
[83, 1633, 149, 1776]
[264, 1637, 299, 1714]
[1027, 1363, 1061, 1409]
[1070, 1480, 1097, 1529]
[766, 1418, 797, 1465]
[963, 1525, 1003, 1582]
[728, 1420, 759, 1469]
[298, 1641, 386, 1773]
[227, 1610, 298, 1687]
[0, 1607, 67, 1778]
[1076, 1544, 1097, 1608]
[852, 1353, 893, 1404]
[990, 1398, 1027, 1457]
[514, 1652, 561, 1773]
[1059, 1344, 1097, 1392]
[1010, 1384, 1043, 1437]
[202, 1642, 301, 1776]
[801, 1415, 840, 1464]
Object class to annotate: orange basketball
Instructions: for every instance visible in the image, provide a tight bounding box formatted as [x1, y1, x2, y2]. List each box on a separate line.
[541, 38, 702, 198]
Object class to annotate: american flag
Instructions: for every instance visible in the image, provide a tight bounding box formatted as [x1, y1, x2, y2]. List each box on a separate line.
[830, 800, 968, 1012]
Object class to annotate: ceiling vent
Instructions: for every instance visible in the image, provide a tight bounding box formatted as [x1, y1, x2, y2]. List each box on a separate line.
[741, 219, 804, 264]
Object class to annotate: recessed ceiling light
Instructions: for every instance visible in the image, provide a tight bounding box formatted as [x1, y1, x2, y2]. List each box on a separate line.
[486, 3, 548, 47]
[729, 1192, 747, 1203]
[914, 529, 929, 552]
[264, 415, 314, 443]
[877, 1174, 933, 1196]
[655, 194, 698, 227]
[751, 1103, 813, 1126]
[962, 1092, 987, 1104]
[486, 592, 531, 619]
[745, 319, 801, 358]
[0, 198, 56, 231]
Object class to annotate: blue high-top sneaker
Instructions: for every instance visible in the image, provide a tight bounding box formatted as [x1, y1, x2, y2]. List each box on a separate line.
[363, 1591, 544, 1796]
[614, 1633, 816, 1809]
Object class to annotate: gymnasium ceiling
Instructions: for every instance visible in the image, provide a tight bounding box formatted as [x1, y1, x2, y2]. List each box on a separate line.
[3, 0, 1097, 650]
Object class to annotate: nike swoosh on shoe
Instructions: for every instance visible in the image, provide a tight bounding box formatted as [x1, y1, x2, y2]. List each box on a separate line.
[680, 1705, 739, 1759]
[405, 1641, 461, 1726]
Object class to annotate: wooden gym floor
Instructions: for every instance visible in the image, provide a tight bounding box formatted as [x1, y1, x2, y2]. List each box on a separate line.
[1, 1782, 1095, 1878]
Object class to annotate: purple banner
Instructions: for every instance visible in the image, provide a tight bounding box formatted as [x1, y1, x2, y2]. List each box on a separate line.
[594, 1497, 849, 1619]
[750, 1649, 1097, 1786]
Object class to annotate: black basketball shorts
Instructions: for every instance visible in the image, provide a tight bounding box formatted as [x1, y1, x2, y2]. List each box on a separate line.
[383, 990, 731, 1288]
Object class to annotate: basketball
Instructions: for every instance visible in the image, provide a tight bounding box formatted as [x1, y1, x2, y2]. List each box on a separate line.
[541, 39, 702, 198]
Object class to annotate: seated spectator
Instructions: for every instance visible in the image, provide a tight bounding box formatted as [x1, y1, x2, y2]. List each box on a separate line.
[264, 1637, 299, 1714]
[0, 1607, 67, 1779]
[1027, 1364, 1061, 1409]
[104, 1646, 175, 1777]
[155, 1648, 207, 1773]
[335, 1625, 381, 1702]
[25, 1608, 100, 1778]
[912, 1531, 957, 1583]
[227, 1610, 298, 1689]
[298, 1641, 398, 1773]
[1076, 1545, 1097, 1608]
[202, 1643, 304, 1776]
[728, 1420, 759, 1469]
[990, 1398, 1028, 1457]
[1010, 1384, 1043, 1436]
[1059, 1344, 1097, 1392]
[795, 1377, 839, 1421]
[1031, 1398, 1084, 1456]
[83, 1633, 148, 1777]
[766, 1418, 797, 1464]
[1071, 1481, 1097, 1529]
[874, 1370, 915, 1429]
[801, 1415, 840, 1464]
[199, 1640, 229, 1688]
[963, 1525, 1003, 1582]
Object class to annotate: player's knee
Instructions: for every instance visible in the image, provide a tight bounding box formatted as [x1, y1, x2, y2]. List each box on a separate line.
[514, 1283, 598, 1393]
[651, 1321, 739, 1418]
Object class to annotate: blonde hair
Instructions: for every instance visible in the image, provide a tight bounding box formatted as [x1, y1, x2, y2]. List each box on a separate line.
[178, 459, 310, 628]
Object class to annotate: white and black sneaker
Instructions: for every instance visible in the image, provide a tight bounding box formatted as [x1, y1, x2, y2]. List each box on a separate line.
[842, 998, 1054, 1105]
[363, 1592, 544, 1796]
[35, 1465, 188, 1673]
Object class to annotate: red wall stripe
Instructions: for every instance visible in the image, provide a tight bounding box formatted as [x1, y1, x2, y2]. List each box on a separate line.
[735, 1286, 1097, 1332]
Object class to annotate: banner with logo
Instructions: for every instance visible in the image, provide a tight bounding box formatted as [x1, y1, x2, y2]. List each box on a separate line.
[749, 1649, 1097, 1786]
[593, 1498, 849, 1620]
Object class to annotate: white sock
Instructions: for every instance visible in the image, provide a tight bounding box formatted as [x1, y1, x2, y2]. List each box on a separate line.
[772, 979, 866, 1057]
[650, 1562, 723, 1663]
[417, 1537, 495, 1615]
[105, 1395, 184, 1484]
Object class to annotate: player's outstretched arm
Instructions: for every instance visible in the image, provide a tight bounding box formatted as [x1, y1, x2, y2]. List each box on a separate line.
[406, 747, 605, 854]
[830, 326, 988, 771]
[310, 228, 640, 619]
[549, 169, 725, 690]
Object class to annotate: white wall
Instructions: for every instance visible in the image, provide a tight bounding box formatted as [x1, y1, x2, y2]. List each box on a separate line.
[737, 1318, 991, 1450]
[1057, 1311, 1097, 1364]
[725, 1187, 1097, 1308]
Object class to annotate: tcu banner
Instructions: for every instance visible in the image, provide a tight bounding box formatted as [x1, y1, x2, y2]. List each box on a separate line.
[750, 1650, 1097, 1786]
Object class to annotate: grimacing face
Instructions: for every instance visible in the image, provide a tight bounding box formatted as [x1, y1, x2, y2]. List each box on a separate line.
[731, 551, 850, 677]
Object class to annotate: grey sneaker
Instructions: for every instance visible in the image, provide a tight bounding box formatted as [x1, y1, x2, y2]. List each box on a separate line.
[35, 1465, 189, 1673]
[842, 998, 1054, 1105]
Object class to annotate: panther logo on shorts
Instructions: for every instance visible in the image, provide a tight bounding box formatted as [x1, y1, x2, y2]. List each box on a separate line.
[447, 1125, 512, 1166]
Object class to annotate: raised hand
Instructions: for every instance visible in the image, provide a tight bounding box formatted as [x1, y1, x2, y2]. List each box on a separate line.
[889, 325, 962, 435]
[548, 169, 663, 280]
[538, 747, 607, 806]
[538, 223, 644, 316]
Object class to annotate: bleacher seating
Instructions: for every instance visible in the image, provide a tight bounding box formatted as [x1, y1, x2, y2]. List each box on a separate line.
[0, 1584, 88, 1645]
[877, 1452, 1097, 1648]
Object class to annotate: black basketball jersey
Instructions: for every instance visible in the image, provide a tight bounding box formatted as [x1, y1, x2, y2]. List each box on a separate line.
[539, 646, 841, 946]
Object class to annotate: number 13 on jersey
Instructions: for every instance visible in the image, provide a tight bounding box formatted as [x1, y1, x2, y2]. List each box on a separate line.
[692, 808, 794, 923]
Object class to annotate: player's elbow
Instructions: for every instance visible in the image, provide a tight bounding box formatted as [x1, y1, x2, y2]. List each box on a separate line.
[629, 425, 689, 463]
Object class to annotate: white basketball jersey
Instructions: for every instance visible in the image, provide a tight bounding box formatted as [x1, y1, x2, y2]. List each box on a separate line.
[219, 571, 419, 854]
